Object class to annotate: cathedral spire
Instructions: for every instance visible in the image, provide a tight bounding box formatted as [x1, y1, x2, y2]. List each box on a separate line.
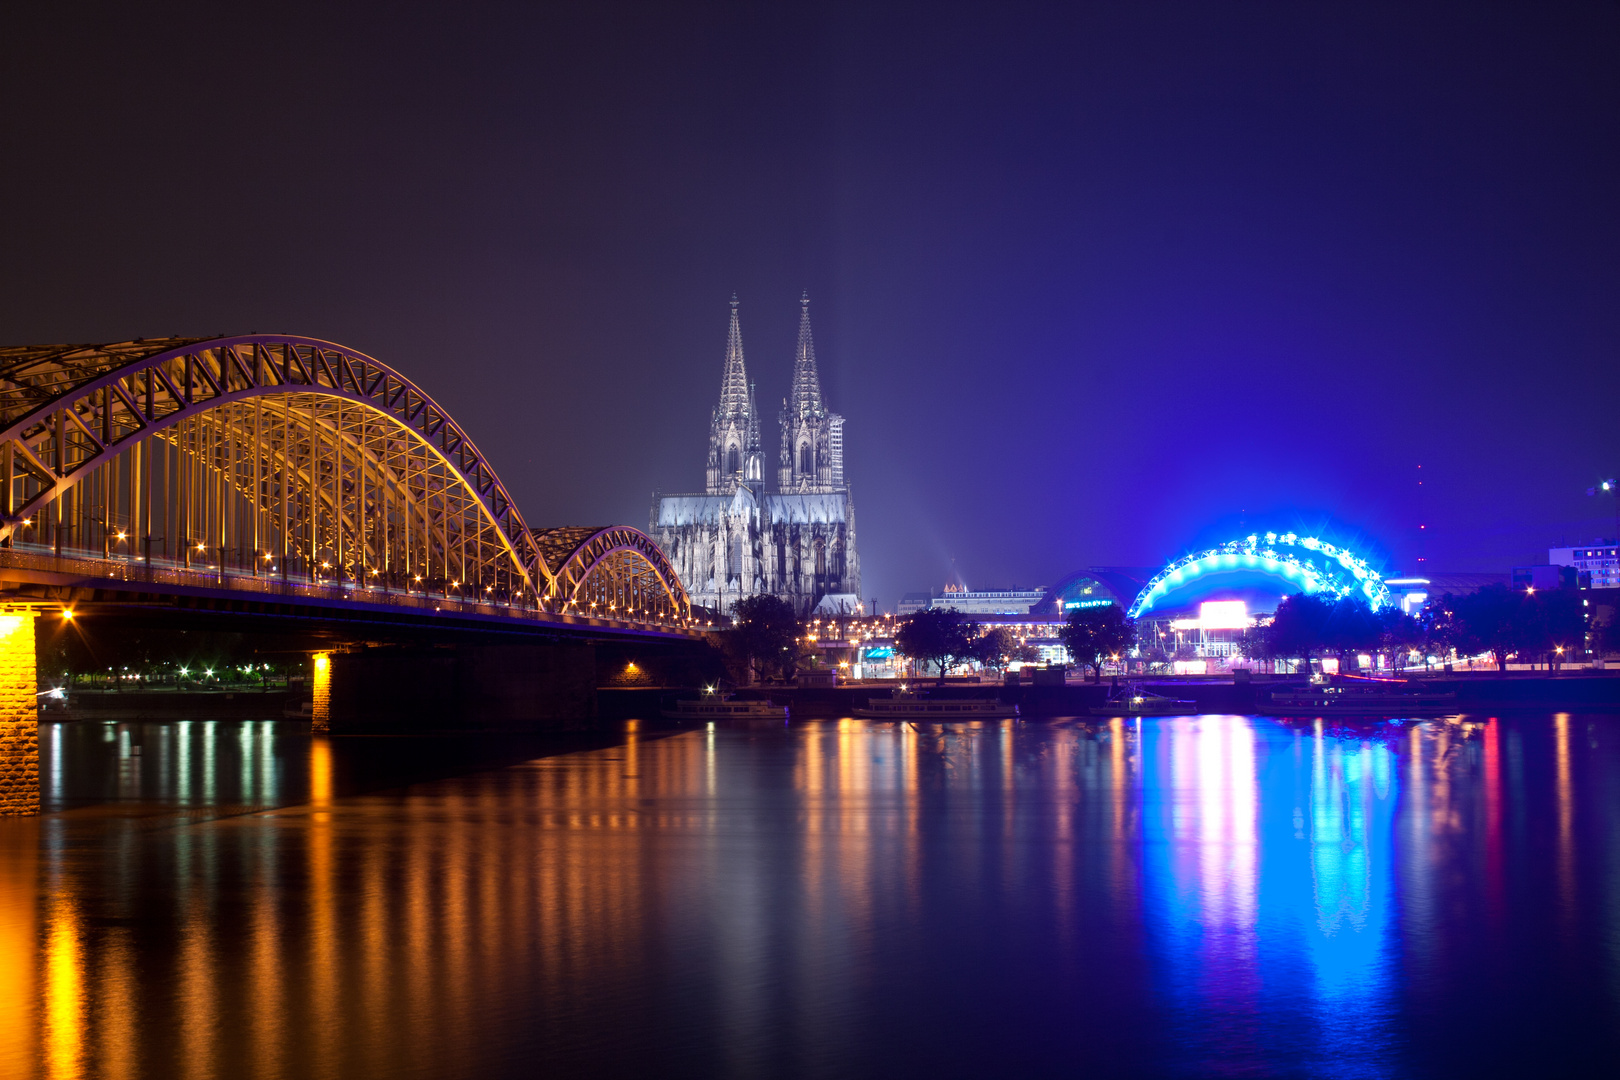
[779, 293, 843, 493]
[787, 292, 824, 418]
[706, 295, 761, 494]
[718, 293, 749, 414]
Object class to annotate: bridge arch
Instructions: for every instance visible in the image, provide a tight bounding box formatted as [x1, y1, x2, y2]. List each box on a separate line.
[533, 526, 690, 621]
[0, 335, 644, 614]
[1127, 532, 1390, 619]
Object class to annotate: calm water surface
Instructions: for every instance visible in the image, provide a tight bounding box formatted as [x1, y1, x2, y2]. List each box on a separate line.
[2, 714, 1618, 1078]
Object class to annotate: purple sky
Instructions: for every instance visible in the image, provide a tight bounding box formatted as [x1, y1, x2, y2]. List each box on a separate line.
[3, 3, 1618, 606]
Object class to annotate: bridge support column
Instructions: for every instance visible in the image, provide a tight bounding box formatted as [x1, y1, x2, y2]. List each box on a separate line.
[311, 653, 331, 733]
[0, 609, 38, 816]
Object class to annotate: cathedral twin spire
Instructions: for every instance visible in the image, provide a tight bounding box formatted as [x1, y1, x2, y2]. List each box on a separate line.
[707, 294, 843, 497]
[705, 295, 763, 494]
[786, 293, 824, 420]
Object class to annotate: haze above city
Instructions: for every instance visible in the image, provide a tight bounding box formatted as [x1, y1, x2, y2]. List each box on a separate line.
[2, 3, 1617, 606]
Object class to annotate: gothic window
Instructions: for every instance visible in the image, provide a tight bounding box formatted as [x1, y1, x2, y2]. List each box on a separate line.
[727, 446, 740, 474]
[729, 537, 743, 580]
[815, 538, 826, 579]
[799, 443, 812, 475]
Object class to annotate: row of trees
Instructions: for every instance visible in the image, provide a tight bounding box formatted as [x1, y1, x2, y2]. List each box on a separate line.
[721, 582, 1599, 685]
[1243, 584, 1590, 672]
[723, 600, 1071, 687]
[727, 599, 1144, 685]
[890, 609, 1051, 682]
[894, 605, 1134, 683]
[1417, 584, 1587, 671]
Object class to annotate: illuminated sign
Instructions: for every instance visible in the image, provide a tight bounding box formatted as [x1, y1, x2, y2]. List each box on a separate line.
[863, 646, 894, 660]
[1198, 600, 1248, 629]
[1064, 598, 1115, 610]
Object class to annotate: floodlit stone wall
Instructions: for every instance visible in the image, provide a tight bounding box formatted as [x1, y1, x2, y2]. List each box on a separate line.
[0, 611, 38, 815]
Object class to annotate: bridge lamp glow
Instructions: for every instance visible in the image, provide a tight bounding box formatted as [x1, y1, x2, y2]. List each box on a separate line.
[61, 609, 74, 621]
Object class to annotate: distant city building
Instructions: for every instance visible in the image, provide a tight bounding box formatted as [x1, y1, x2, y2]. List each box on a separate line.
[896, 592, 933, 616]
[1385, 572, 1510, 615]
[897, 568, 1151, 619]
[1550, 541, 1619, 589]
[1511, 565, 1583, 591]
[651, 296, 860, 617]
[902, 584, 1048, 616]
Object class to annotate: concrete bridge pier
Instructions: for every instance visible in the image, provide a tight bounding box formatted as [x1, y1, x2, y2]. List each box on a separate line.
[325, 643, 600, 733]
[0, 609, 38, 816]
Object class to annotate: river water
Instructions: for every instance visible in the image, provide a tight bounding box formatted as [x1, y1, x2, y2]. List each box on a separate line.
[1, 713, 1617, 1078]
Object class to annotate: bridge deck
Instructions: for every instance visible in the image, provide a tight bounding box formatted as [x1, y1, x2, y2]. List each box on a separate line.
[0, 543, 701, 640]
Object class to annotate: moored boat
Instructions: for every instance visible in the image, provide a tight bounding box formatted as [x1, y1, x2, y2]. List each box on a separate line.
[853, 689, 1018, 720]
[1089, 686, 1199, 716]
[660, 696, 789, 722]
[1259, 678, 1457, 717]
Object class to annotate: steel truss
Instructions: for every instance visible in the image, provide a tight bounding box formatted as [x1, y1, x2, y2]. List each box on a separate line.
[533, 526, 690, 621]
[0, 335, 691, 622]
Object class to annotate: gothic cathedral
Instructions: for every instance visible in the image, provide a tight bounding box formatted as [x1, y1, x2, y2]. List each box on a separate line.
[651, 295, 861, 617]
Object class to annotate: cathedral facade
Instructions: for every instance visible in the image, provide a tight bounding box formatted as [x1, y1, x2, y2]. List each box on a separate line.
[651, 296, 861, 617]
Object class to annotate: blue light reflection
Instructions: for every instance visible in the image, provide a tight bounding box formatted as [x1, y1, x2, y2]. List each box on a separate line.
[1141, 716, 1398, 1076]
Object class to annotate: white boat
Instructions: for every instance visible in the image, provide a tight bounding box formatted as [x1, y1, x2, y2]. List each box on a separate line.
[853, 690, 1018, 720]
[1090, 688, 1198, 716]
[660, 696, 789, 722]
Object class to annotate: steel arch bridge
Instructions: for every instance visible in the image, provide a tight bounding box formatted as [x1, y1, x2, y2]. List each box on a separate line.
[1127, 531, 1390, 619]
[0, 335, 690, 628]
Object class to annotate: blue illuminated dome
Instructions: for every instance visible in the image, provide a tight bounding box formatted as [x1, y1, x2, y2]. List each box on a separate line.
[1128, 532, 1390, 619]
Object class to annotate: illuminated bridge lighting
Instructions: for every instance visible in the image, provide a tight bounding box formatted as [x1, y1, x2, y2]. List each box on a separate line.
[0, 335, 694, 631]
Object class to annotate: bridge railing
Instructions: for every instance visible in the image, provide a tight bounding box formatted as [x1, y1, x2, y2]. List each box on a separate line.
[0, 544, 697, 635]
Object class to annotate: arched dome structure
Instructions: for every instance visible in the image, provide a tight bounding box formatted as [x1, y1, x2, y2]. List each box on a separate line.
[1033, 568, 1151, 616]
[1127, 532, 1389, 619]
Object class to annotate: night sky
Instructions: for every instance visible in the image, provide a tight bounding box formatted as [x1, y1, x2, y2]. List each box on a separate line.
[4, 3, 1618, 607]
